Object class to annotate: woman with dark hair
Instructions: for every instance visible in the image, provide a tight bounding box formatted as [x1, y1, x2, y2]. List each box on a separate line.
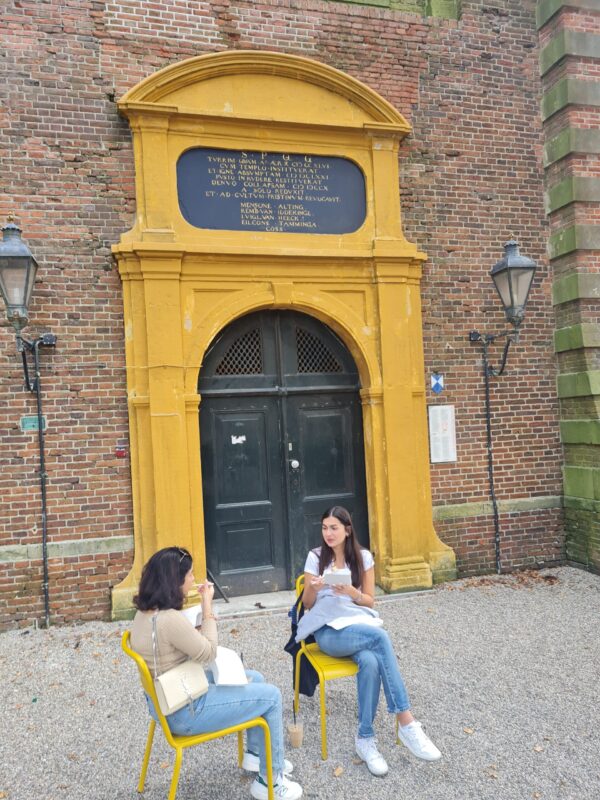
[130, 546, 302, 800]
[297, 507, 441, 777]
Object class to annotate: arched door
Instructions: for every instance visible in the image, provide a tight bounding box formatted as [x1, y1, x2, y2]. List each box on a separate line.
[199, 310, 369, 596]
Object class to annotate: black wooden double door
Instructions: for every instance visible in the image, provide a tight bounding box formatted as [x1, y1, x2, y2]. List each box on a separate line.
[199, 311, 369, 596]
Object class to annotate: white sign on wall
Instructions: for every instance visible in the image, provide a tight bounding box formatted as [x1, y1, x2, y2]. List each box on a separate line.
[428, 404, 457, 463]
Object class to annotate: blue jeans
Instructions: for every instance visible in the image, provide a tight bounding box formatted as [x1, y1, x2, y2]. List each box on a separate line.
[147, 669, 284, 779]
[314, 624, 411, 739]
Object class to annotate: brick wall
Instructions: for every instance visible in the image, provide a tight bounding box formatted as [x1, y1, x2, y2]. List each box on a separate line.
[403, 1, 563, 575]
[0, 0, 564, 629]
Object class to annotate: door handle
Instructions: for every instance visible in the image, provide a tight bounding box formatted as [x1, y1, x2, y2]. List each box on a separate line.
[289, 459, 300, 469]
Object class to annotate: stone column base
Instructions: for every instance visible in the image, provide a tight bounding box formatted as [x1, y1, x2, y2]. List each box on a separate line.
[111, 586, 137, 621]
[379, 557, 433, 593]
[428, 547, 458, 584]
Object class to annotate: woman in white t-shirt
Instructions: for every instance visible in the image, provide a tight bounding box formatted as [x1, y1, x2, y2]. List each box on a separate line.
[301, 506, 441, 777]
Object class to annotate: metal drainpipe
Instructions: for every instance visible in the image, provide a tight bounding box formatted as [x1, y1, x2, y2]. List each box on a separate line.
[34, 340, 50, 628]
[19, 333, 56, 627]
[476, 332, 514, 575]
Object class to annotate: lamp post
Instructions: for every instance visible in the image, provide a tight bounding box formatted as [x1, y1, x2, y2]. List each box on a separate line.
[0, 220, 56, 627]
[469, 240, 537, 574]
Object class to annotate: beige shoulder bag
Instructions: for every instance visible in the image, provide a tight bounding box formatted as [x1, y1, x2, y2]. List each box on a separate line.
[151, 612, 209, 716]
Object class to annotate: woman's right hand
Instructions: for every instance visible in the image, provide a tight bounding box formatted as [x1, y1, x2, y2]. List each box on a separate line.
[302, 574, 325, 609]
[198, 581, 215, 604]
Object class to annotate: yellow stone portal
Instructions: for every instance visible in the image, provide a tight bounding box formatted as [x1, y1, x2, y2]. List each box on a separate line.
[111, 50, 456, 618]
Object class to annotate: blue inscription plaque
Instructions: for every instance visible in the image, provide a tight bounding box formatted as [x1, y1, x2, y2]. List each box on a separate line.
[177, 148, 366, 234]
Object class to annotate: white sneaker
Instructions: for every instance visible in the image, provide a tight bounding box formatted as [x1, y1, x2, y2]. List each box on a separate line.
[355, 735, 389, 776]
[242, 751, 293, 774]
[397, 721, 442, 761]
[250, 774, 303, 800]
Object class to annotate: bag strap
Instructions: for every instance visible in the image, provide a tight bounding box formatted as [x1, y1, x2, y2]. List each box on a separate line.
[151, 611, 161, 679]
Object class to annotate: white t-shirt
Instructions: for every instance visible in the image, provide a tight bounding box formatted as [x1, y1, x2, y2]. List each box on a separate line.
[304, 547, 381, 630]
[304, 547, 374, 579]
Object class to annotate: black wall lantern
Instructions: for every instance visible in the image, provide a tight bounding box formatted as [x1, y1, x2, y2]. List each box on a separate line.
[490, 239, 537, 329]
[0, 220, 56, 627]
[469, 240, 537, 574]
[0, 221, 39, 333]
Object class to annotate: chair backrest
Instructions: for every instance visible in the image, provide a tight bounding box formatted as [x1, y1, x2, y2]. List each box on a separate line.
[122, 630, 178, 746]
[295, 575, 307, 617]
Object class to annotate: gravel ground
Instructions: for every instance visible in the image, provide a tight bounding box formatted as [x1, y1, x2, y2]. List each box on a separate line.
[1, 565, 599, 800]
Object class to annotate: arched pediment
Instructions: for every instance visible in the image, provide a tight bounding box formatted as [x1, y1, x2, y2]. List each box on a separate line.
[118, 50, 410, 132]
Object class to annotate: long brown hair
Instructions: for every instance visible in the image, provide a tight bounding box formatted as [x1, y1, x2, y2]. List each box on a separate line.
[317, 506, 365, 588]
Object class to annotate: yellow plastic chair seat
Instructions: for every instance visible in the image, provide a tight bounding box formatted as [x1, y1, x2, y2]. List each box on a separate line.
[293, 576, 359, 760]
[300, 642, 359, 681]
[122, 630, 274, 800]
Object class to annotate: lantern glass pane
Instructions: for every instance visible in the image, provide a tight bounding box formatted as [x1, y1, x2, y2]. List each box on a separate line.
[492, 269, 512, 310]
[0, 263, 27, 306]
[0, 257, 36, 308]
[24, 258, 37, 307]
[510, 267, 535, 308]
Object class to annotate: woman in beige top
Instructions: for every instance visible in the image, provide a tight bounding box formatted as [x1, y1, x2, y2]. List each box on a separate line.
[130, 547, 302, 800]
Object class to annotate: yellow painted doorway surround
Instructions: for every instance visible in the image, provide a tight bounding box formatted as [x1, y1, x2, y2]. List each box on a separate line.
[111, 51, 456, 618]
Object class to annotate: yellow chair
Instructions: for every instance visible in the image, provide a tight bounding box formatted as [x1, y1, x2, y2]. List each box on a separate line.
[292, 575, 359, 760]
[122, 631, 274, 800]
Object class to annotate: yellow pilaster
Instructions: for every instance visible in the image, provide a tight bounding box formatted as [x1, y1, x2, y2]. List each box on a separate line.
[128, 113, 175, 241]
[368, 129, 404, 245]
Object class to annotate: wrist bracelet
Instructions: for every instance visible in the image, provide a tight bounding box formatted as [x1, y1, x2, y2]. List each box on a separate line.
[203, 613, 216, 621]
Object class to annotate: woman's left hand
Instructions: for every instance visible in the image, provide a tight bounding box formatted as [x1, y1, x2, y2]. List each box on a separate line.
[333, 584, 360, 602]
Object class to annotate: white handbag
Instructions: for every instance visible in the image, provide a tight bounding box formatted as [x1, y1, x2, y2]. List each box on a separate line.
[151, 613, 209, 715]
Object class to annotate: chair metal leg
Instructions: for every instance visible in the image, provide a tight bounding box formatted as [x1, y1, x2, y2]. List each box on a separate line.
[319, 678, 327, 760]
[293, 651, 302, 715]
[168, 747, 183, 800]
[237, 730, 244, 766]
[138, 719, 156, 792]
[262, 720, 274, 800]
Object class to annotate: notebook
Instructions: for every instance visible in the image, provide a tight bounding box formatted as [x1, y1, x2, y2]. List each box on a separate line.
[323, 569, 352, 586]
[206, 646, 248, 685]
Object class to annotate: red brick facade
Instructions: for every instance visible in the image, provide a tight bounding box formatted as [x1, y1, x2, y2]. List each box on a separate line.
[0, 0, 565, 629]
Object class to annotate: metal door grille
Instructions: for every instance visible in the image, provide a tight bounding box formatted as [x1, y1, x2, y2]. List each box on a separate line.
[215, 328, 263, 375]
[296, 327, 342, 373]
